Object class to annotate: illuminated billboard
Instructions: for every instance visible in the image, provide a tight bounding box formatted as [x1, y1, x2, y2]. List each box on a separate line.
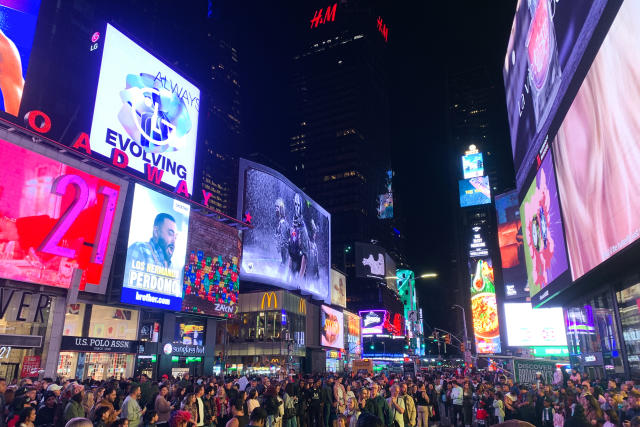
[377, 193, 393, 219]
[121, 184, 190, 310]
[344, 311, 361, 354]
[468, 226, 489, 258]
[554, 0, 640, 281]
[238, 159, 330, 300]
[359, 310, 385, 335]
[0, 138, 123, 293]
[503, 303, 567, 347]
[321, 305, 344, 349]
[469, 257, 501, 354]
[355, 242, 386, 280]
[459, 176, 491, 207]
[520, 152, 568, 301]
[495, 191, 528, 299]
[503, 0, 609, 187]
[182, 211, 241, 318]
[0, 1, 41, 115]
[330, 269, 346, 308]
[90, 24, 200, 193]
[461, 152, 484, 179]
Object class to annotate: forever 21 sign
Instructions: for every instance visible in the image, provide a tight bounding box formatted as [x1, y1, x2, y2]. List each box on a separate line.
[61, 336, 137, 354]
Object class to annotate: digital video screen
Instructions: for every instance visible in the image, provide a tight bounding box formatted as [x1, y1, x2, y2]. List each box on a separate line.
[459, 176, 491, 207]
[321, 305, 344, 349]
[0, 138, 122, 292]
[469, 257, 501, 354]
[330, 269, 346, 308]
[360, 309, 385, 334]
[504, 303, 567, 347]
[554, 0, 640, 281]
[175, 322, 204, 346]
[520, 151, 568, 300]
[121, 184, 190, 310]
[355, 242, 386, 280]
[377, 192, 394, 219]
[0, 0, 41, 115]
[182, 211, 241, 318]
[495, 190, 528, 299]
[461, 152, 484, 179]
[90, 24, 200, 193]
[238, 160, 330, 300]
[503, 0, 608, 187]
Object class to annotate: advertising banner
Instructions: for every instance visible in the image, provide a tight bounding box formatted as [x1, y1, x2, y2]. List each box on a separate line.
[503, 0, 608, 187]
[513, 358, 556, 385]
[321, 305, 344, 349]
[520, 152, 568, 302]
[330, 269, 346, 308]
[20, 355, 41, 378]
[495, 191, 528, 299]
[0, 1, 41, 116]
[459, 176, 491, 207]
[355, 242, 386, 280]
[121, 184, 190, 310]
[182, 211, 241, 318]
[503, 303, 567, 347]
[469, 257, 501, 354]
[60, 336, 137, 354]
[0, 139, 122, 292]
[90, 24, 200, 193]
[553, 0, 640, 281]
[360, 310, 385, 335]
[344, 311, 361, 354]
[238, 160, 330, 300]
[461, 153, 484, 179]
[385, 254, 397, 293]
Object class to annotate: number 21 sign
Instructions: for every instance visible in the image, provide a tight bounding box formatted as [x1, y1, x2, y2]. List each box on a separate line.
[0, 139, 121, 292]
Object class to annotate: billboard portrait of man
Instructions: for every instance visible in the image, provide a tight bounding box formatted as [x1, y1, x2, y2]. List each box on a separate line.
[127, 213, 177, 268]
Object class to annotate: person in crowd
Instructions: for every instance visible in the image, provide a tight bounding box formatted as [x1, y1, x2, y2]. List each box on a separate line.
[226, 400, 248, 427]
[414, 383, 429, 427]
[248, 408, 267, 427]
[93, 406, 111, 427]
[121, 386, 145, 427]
[36, 392, 58, 427]
[64, 386, 86, 425]
[18, 407, 36, 427]
[387, 384, 406, 427]
[153, 387, 171, 427]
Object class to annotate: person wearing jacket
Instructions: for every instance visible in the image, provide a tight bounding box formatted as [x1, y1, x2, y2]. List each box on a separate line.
[63, 385, 86, 425]
[450, 382, 463, 427]
[121, 386, 146, 427]
[400, 384, 416, 427]
[363, 384, 390, 427]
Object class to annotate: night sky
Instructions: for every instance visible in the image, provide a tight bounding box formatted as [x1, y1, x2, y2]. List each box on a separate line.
[109, 0, 517, 333]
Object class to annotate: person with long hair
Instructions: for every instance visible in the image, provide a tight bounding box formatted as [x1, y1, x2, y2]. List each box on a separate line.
[246, 391, 260, 420]
[18, 407, 36, 427]
[215, 387, 230, 426]
[180, 394, 197, 426]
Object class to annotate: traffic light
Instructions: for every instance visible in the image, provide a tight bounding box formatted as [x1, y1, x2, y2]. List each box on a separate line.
[370, 343, 375, 350]
[445, 335, 451, 345]
[460, 342, 465, 352]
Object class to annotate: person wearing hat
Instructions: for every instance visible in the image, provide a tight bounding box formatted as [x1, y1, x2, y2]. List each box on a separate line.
[63, 385, 86, 425]
[47, 385, 62, 399]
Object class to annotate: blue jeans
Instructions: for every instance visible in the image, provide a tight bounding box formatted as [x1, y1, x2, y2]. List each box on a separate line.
[285, 417, 298, 427]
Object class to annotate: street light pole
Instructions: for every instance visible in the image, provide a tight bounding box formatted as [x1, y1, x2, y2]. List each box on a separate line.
[452, 304, 471, 365]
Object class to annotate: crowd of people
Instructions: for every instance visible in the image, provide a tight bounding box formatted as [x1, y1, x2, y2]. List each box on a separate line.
[0, 366, 639, 427]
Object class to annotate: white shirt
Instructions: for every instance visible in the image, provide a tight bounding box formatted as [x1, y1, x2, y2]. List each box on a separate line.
[196, 397, 204, 426]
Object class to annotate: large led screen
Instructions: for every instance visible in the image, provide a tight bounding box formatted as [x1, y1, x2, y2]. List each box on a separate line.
[0, 138, 122, 292]
[121, 184, 190, 310]
[554, 0, 640, 281]
[385, 253, 397, 292]
[355, 242, 386, 280]
[469, 257, 501, 354]
[503, 0, 608, 186]
[321, 305, 344, 349]
[495, 191, 528, 299]
[360, 310, 385, 335]
[182, 211, 241, 318]
[90, 24, 200, 193]
[344, 311, 361, 354]
[377, 192, 393, 219]
[520, 152, 568, 300]
[459, 176, 491, 207]
[461, 152, 484, 179]
[238, 160, 330, 300]
[330, 269, 346, 308]
[0, 1, 41, 115]
[503, 303, 567, 347]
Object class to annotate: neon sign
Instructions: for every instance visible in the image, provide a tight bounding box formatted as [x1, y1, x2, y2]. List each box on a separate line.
[310, 3, 337, 28]
[376, 16, 388, 42]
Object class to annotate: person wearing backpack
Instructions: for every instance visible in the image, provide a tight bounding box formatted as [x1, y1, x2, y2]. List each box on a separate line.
[283, 384, 297, 427]
[387, 385, 406, 427]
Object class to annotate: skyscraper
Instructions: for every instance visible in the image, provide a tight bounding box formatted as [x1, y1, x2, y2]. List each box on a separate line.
[288, 1, 402, 275]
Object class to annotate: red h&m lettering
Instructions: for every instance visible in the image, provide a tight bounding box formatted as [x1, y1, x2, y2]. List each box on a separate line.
[310, 3, 337, 28]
